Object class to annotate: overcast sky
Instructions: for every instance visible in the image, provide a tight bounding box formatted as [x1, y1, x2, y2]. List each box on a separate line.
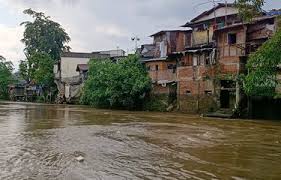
[0, 0, 280, 69]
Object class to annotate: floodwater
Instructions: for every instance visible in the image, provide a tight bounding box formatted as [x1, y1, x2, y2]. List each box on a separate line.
[0, 102, 280, 180]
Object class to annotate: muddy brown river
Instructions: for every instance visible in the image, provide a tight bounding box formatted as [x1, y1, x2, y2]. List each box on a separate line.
[0, 101, 280, 180]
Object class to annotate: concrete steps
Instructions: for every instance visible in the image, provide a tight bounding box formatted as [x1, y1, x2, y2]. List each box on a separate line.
[204, 109, 234, 119]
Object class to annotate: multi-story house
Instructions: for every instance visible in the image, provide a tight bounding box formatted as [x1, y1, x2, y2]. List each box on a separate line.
[176, 3, 280, 115]
[175, 3, 241, 113]
[140, 30, 192, 96]
[54, 50, 125, 103]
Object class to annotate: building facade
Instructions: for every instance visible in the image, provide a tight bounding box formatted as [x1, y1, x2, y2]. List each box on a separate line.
[140, 30, 191, 96]
[141, 3, 279, 115]
[54, 50, 125, 103]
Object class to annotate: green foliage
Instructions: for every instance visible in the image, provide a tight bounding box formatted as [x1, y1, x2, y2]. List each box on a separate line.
[81, 55, 152, 109]
[30, 52, 55, 87]
[0, 56, 14, 99]
[143, 95, 169, 112]
[19, 60, 29, 82]
[19, 52, 55, 89]
[19, 9, 70, 97]
[243, 29, 281, 97]
[21, 9, 70, 61]
[235, 0, 264, 22]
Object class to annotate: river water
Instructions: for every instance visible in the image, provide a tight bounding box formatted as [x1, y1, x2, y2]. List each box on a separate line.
[0, 101, 280, 180]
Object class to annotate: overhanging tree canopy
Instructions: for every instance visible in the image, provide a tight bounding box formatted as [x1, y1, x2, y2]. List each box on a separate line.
[235, 0, 264, 22]
[243, 28, 281, 97]
[19, 9, 70, 90]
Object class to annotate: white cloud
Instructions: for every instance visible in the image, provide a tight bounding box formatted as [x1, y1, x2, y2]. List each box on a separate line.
[0, 24, 24, 69]
[0, 0, 280, 70]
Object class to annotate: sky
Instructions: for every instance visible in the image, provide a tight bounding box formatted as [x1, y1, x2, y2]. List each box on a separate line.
[0, 0, 280, 70]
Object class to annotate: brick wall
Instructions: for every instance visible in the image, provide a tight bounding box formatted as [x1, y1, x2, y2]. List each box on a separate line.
[146, 61, 177, 83]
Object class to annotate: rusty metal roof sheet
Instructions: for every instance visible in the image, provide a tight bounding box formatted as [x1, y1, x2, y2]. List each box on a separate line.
[76, 64, 89, 72]
[61, 52, 110, 59]
[182, 3, 235, 27]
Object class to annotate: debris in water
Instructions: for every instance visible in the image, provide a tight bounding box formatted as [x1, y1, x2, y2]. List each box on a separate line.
[75, 156, 84, 162]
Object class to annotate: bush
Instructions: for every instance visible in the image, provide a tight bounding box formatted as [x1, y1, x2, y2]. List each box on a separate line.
[80, 55, 152, 109]
[143, 95, 169, 112]
[0, 56, 13, 100]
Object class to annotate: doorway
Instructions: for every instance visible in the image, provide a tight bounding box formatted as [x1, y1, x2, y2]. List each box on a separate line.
[220, 90, 230, 108]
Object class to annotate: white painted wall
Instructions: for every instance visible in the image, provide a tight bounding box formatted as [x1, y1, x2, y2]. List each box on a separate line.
[61, 57, 90, 79]
[195, 7, 238, 23]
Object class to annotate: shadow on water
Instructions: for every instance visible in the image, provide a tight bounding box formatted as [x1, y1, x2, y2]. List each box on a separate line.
[0, 101, 281, 179]
[250, 97, 281, 120]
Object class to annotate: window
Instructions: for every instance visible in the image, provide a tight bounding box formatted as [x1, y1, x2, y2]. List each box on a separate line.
[147, 66, 151, 71]
[186, 90, 191, 95]
[193, 55, 198, 66]
[228, 33, 237, 45]
[205, 90, 212, 95]
[155, 65, 159, 71]
[167, 64, 174, 69]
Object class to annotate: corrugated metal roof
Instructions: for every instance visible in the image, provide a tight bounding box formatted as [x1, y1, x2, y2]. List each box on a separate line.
[150, 30, 192, 37]
[214, 15, 277, 32]
[141, 57, 168, 62]
[76, 64, 89, 72]
[182, 3, 235, 27]
[267, 9, 281, 16]
[61, 52, 110, 59]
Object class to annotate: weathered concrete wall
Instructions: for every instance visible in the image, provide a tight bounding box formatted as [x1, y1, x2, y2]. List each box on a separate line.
[192, 30, 210, 45]
[61, 57, 90, 79]
[178, 94, 218, 114]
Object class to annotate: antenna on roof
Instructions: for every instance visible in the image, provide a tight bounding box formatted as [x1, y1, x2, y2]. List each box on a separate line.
[131, 36, 140, 53]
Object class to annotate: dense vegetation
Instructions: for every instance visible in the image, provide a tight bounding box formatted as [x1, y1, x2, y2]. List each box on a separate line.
[0, 56, 14, 100]
[80, 55, 151, 109]
[243, 28, 281, 97]
[235, 0, 281, 97]
[19, 9, 70, 95]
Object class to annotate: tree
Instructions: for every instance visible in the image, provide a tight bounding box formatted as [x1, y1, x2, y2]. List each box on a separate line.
[19, 9, 70, 95]
[235, 0, 264, 22]
[80, 55, 152, 109]
[243, 29, 281, 97]
[29, 52, 55, 88]
[21, 9, 70, 60]
[0, 56, 14, 100]
[19, 60, 29, 82]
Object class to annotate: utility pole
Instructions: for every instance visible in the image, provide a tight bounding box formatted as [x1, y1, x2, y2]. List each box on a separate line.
[225, 0, 228, 26]
[131, 36, 140, 53]
[212, 0, 217, 24]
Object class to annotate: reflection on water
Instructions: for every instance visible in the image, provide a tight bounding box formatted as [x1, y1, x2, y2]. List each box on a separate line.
[0, 101, 280, 180]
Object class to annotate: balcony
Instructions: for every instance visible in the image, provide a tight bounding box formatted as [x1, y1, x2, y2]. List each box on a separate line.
[148, 69, 177, 83]
[218, 43, 246, 57]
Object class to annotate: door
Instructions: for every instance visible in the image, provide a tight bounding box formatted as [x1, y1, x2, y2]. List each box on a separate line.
[220, 90, 230, 109]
